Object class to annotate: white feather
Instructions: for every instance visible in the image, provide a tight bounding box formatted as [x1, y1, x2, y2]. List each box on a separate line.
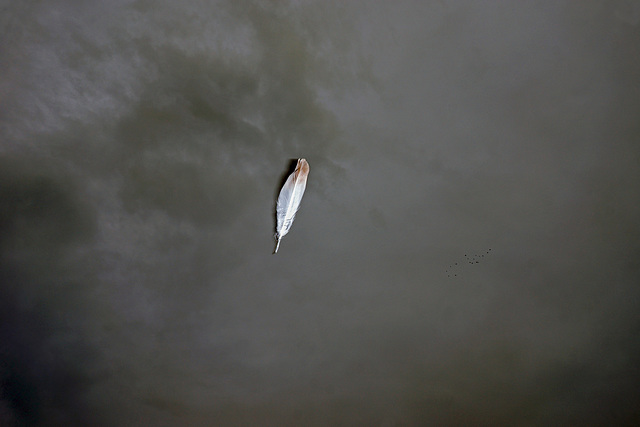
[274, 159, 309, 253]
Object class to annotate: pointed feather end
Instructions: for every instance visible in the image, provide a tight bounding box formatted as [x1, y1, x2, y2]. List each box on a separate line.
[273, 237, 281, 254]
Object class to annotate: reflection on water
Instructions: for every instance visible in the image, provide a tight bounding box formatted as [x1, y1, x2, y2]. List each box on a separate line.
[1, 1, 640, 425]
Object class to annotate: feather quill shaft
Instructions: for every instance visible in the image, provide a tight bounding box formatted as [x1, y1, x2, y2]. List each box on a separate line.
[274, 159, 309, 254]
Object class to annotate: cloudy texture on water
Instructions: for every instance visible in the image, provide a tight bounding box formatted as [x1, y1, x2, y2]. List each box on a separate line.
[2, 1, 640, 425]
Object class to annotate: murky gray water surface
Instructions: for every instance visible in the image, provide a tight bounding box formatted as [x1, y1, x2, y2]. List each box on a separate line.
[2, 1, 639, 425]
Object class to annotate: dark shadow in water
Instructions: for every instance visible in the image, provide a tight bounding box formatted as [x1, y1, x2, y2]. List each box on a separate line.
[0, 163, 97, 426]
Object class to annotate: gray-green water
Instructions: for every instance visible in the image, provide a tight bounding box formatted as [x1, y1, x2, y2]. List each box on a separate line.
[2, 1, 640, 425]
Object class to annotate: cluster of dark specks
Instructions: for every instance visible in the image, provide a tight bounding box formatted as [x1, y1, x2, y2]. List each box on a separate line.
[446, 248, 492, 278]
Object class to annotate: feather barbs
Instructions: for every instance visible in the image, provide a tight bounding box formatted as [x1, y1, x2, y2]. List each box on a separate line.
[274, 159, 309, 254]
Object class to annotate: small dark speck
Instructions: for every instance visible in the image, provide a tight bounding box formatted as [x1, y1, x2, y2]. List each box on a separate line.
[455, 263, 457, 265]
[476, 261, 479, 263]
[454, 274, 457, 276]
